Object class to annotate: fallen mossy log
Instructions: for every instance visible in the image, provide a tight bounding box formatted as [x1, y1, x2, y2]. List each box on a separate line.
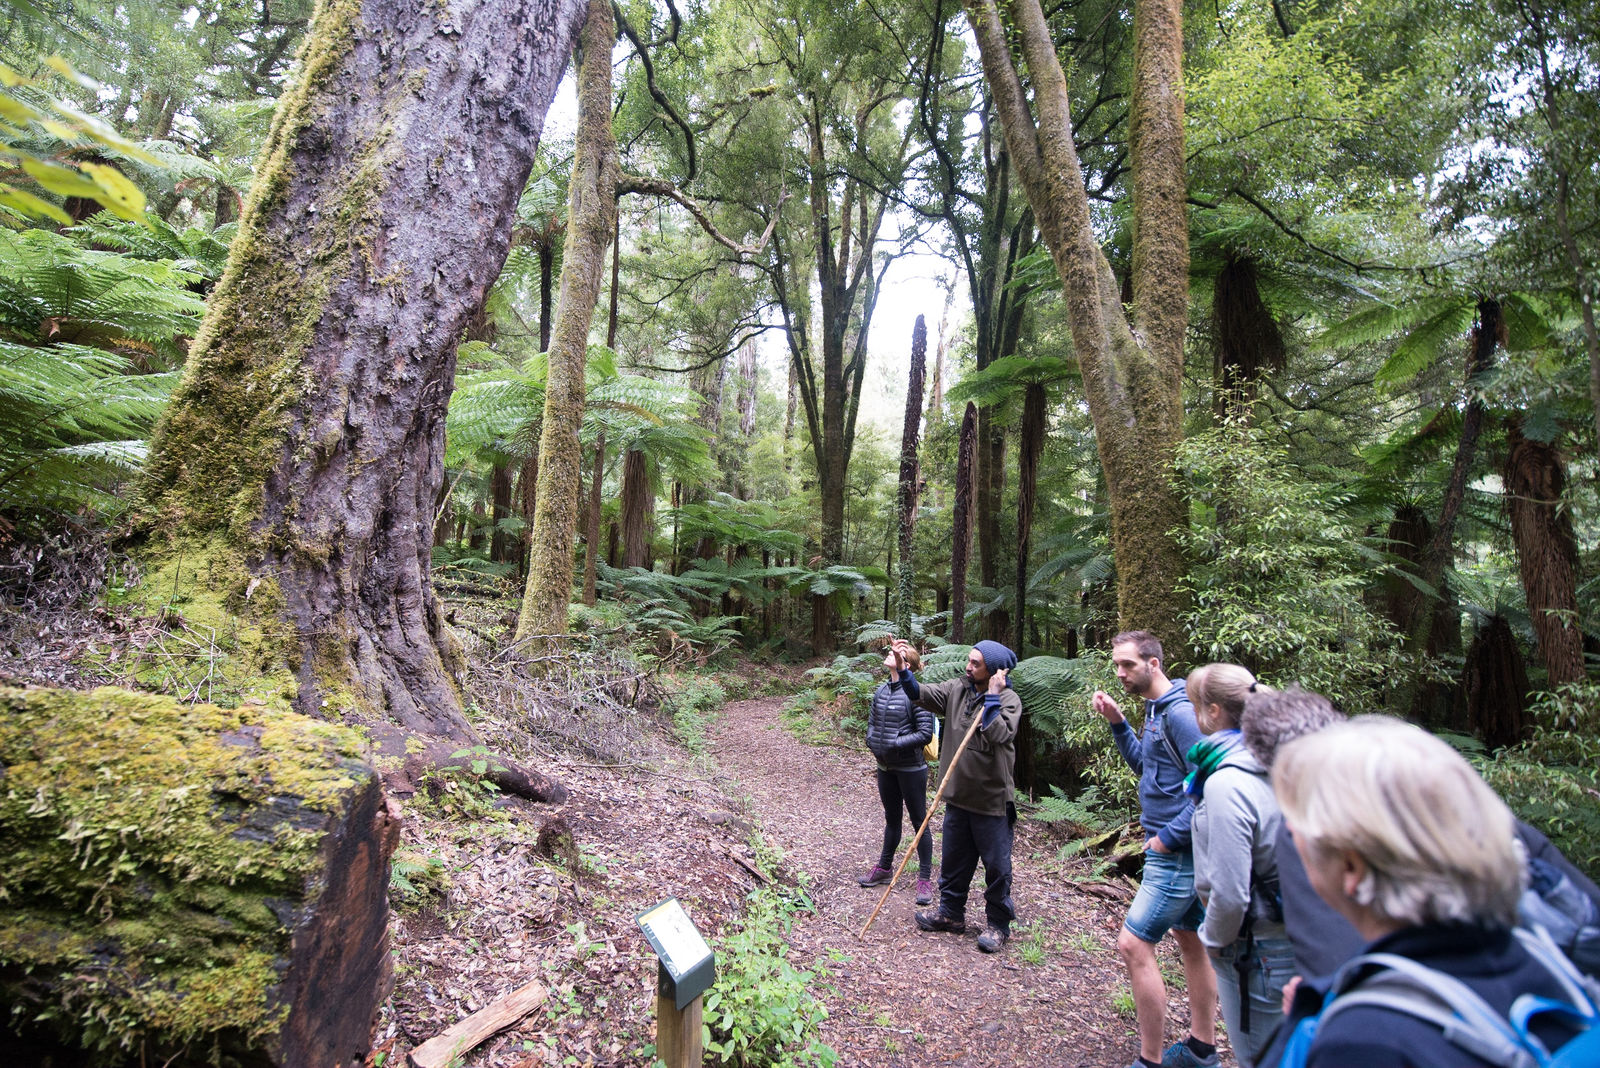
[0, 686, 399, 1066]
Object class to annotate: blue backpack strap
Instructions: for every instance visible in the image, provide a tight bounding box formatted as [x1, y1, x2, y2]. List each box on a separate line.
[1295, 951, 1542, 1068]
[1508, 926, 1600, 1067]
[1513, 926, 1600, 1007]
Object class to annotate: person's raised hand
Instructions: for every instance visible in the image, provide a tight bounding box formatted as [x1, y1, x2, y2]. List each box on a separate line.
[1091, 690, 1125, 723]
[987, 667, 1008, 695]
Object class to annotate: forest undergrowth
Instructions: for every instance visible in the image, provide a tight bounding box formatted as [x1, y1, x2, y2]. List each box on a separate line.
[3, 542, 1201, 1067]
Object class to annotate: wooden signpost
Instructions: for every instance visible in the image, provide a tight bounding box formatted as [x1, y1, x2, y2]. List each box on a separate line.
[637, 897, 715, 1068]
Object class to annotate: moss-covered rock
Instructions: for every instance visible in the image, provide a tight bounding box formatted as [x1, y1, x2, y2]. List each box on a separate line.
[0, 686, 397, 1066]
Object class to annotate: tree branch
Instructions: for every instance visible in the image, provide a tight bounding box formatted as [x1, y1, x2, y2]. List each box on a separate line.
[612, 1, 697, 180]
[617, 174, 788, 257]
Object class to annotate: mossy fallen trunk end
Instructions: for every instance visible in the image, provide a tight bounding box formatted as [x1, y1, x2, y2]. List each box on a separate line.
[138, 0, 587, 736]
[0, 686, 400, 1067]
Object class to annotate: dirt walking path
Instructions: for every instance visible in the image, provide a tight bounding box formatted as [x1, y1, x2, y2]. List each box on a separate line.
[706, 696, 1224, 1068]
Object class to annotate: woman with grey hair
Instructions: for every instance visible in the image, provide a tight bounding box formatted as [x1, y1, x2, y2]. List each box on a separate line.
[1185, 664, 1291, 1067]
[1268, 717, 1586, 1067]
[1238, 686, 1363, 984]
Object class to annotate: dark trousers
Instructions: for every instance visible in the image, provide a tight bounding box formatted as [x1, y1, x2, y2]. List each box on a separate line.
[876, 766, 933, 877]
[938, 803, 1015, 931]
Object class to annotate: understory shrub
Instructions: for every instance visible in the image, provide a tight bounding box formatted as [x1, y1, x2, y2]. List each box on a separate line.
[663, 674, 727, 754]
[702, 884, 837, 1068]
[1176, 417, 1408, 710]
[1475, 681, 1600, 879]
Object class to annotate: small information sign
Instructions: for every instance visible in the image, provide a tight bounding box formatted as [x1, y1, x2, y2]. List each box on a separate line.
[636, 898, 716, 1010]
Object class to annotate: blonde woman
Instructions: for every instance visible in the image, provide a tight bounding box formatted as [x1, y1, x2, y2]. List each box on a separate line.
[1271, 717, 1587, 1067]
[1185, 664, 1292, 1068]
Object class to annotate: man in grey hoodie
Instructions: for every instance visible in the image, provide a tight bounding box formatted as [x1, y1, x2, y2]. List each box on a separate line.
[1092, 631, 1219, 1068]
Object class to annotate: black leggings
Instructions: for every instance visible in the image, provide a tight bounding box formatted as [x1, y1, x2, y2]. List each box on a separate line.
[876, 766, 932, 877]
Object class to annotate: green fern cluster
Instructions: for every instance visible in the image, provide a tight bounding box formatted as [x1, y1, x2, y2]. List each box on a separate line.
[0, 227, 202, 527]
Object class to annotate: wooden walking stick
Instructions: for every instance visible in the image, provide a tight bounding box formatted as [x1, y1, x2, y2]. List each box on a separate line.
[858, 692, 992, 939]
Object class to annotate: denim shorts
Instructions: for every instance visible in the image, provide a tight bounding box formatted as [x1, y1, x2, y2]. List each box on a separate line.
[1124, 848, 1205, 943]
[1212, 935, 1295, 1068]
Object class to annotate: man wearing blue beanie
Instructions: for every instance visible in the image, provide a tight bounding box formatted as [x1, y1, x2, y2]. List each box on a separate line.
[897, 637, 1023, 953]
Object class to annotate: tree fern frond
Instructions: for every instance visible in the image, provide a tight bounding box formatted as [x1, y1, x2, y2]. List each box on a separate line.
[1375, 299, 1477, 387]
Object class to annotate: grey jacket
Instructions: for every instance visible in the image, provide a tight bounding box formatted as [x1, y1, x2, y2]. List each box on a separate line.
[1192, 733, 1286, 951]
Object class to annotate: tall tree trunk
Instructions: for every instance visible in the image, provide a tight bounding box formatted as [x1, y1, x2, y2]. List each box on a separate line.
[963, 0, 1190, 641]
[1013, 382, 1046, 649]
[515, 0, 621, 643]
[581, 429, 605, 605]
[579, 214, 622, 605]
[950, 402, 978, 642]
[1503, 421, 1585, 686]
[620, 448, 652, 568]
[896, 315, 928, 638]
[489, 462, 515, 563]
[1403, 299, 1502, 707]
[139, 0, 584, 735]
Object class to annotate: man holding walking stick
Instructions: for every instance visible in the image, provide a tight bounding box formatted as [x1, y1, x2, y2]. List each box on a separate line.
[901, 638, 1022, 954]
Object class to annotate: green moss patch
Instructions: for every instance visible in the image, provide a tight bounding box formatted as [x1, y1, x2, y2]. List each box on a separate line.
[0, 686, 373, 1059]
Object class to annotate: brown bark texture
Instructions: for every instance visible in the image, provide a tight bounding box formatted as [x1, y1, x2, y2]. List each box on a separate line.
[1503, 421, 1585, 686]
[896, 315, 928, 637]
[1461, 614, 1531, 749]
[961, 0, 1190, 642]
[515, 0, 621, 643]
[1014, 382, 1047, 647]
[950, 402, 978, 642]
[619, 448, 653, 568]
[139, 0, 586, 734]
[1211, 254, 1285, 412]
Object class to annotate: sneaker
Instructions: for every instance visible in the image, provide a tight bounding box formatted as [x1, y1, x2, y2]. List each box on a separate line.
[914, 909, 966, 934]
[1161, 1040, 1219, 1068]
[976, 926, 1010, 953]
[914, 878, 934, 905]
[857, 865, 892, 887]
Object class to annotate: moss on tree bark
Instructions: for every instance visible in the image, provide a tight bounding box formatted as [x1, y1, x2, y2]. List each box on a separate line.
[139, 0, 586, 732]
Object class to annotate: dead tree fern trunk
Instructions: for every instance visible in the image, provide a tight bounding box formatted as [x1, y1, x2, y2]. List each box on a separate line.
[1014, 382, 1046, 649]
[895, 315, 928, 638]
[1504, 421, 1585, 686]
[951, 402, 978, 643]
[140, 0, 586, 735]
[1211, 254, 1285, 417]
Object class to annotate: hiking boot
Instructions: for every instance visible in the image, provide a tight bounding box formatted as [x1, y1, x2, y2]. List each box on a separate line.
[1161, 1040, 1220, 1068]
[915, 878, 934, 905]
[977, 926, 1010, 953]
[857, 865, 892, 887]
[914, 909, 966, 934]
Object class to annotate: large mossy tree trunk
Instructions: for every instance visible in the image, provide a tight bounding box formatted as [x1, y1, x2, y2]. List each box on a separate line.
[139, 0, 586, 734]
[515, 0, 620, 645]
[963, 0, 1190, 641]
[0, 687, 399, 1067]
